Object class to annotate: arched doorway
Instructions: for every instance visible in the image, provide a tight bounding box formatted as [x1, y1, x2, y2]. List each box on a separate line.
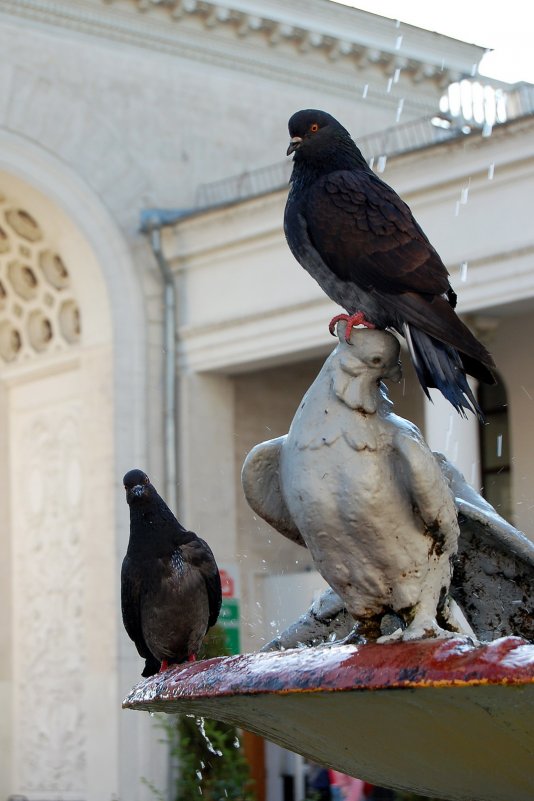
[0, 171, 118, 798]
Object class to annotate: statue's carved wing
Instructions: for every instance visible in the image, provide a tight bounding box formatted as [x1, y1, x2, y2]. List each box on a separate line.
[436, 453, 534, 642]
[241, 436, 306, 548]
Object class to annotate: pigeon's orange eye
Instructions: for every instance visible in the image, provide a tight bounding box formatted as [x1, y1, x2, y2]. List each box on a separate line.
[310, 123, 319, 132]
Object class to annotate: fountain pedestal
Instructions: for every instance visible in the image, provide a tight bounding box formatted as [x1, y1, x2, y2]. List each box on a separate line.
[124, 328, 534, 800]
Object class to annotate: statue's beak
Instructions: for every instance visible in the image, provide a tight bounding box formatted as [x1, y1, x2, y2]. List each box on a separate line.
[287, 136, 303, 156]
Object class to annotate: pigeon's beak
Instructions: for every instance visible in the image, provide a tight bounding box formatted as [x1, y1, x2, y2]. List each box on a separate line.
[286, 136, 303, 156]
[131, 484, 145, 498]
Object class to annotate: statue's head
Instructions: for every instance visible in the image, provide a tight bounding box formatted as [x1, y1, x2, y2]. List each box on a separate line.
[336, 324, 402, 383]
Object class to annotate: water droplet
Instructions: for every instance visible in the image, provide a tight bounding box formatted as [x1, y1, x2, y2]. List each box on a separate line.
[393, 68, 401, 83]
[196, 770, 203, 780]
[482, 122, 493, 137]
[395, 98, 404, 123]
[195, 716, 223, 757]
[395, 35, 402, 50]
[496, 434, 503, 458]
[377, 155, 387, 173]
[368, 156, 375, 169]
[233, 736, 240, 748]
[386, 77, 393, 93]
[460, 183, 470, 205]
[460, 261, 468, 282]
[395, 19, 400, 28]
[362, 83, 369, 99]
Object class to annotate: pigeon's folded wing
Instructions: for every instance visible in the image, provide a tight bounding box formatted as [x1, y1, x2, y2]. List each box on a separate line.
[182, 538, 222, 627]
[241, 436, 306, 547]
[121, 557, 152, 659]
[305, 170, 450, 296]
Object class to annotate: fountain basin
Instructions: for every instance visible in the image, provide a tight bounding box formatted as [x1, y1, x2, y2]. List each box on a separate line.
[124, 636, 534, 801]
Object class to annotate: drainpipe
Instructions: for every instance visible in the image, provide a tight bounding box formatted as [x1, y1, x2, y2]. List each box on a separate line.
[141, 209, 187, 513]
[150, 226, 177, 512]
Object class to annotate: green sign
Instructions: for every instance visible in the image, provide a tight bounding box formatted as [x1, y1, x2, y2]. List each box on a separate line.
[219, 598, 240, 654]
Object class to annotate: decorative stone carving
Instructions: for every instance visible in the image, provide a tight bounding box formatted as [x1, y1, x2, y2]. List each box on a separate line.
[0, 196, 81, 365]
[11, 388, 86, 793]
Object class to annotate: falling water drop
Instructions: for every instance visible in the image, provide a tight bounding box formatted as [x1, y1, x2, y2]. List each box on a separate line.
[377, 155, 387, 173]
[362, 83, 369, 99]
[497, 435, 503, 458]
[196, 770, 203, 781]
[444, 415, 453, 452]
[460, 183, 470, 205]
[396, 98, 404, 123]
[195, 716, 223, 756]
[233, 736, 240, 748]
[482, 122, 493, 137]
[386, 77, 393, 93]
[395, 34, 403, 50]
[460, 262, 468, 282]
[393, 68, 401, 84]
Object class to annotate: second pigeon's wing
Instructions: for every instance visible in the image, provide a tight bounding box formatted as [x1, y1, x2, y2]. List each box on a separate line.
[181, 538, 222, 627]
[304, 169, 451, 297]
[121, 556, 153, 660]
[241, 436, 306, 547]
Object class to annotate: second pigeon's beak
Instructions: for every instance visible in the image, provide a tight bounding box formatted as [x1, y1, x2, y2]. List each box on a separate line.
[287, 136, 303, 156]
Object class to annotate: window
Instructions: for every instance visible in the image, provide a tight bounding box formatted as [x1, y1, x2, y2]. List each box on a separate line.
[478, 375, 512, 522]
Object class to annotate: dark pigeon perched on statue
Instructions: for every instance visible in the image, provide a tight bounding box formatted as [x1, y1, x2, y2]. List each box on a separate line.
[284, 108, 495, 419]
[121, 469, 222, 677]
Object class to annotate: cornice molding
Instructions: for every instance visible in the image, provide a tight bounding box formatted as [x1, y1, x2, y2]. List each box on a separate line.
[0, 0, 483, 114]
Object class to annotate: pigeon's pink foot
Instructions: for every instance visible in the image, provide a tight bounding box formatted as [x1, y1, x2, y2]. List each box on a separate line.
[187, 653, 197, 663]
[159, 659, 169, 672]
[329, 312, 376, 341]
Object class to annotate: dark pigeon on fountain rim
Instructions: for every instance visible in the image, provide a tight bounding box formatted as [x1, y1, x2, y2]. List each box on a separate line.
[121, 468, 222, 677]
[284, 108, 496, 420]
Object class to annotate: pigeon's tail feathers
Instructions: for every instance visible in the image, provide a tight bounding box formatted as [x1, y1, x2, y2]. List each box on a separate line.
[142, 653, 161, 678]
[404, 323, 485, 422]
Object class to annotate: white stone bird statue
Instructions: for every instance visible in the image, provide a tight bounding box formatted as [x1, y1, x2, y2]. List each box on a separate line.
[242, 325, 534, 645]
